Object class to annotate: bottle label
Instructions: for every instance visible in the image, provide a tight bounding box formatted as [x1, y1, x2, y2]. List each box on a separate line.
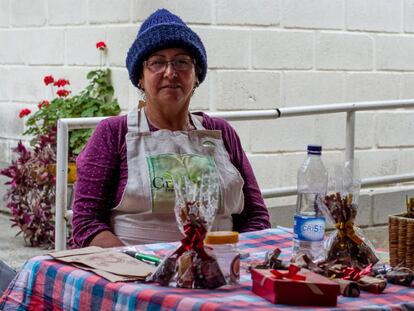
[294, 215, 325, 241]
[230, 254, 240, 284]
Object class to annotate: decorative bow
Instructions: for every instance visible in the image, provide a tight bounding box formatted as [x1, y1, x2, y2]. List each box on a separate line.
[406, 195, 414, 217]
[174, 220, 209, 259]
[335, 219, 363, 245]
[271, 264, 306, 281]
[342, 263, 373, 281]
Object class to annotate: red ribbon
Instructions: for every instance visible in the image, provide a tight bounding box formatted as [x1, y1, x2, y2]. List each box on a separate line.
[270, 264, 306, 281]
[342, 264, 373, 281]
[174, 221, 209, 259]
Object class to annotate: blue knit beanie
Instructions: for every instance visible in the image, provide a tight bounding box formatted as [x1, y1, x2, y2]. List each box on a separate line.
[126, 9, 207, 87]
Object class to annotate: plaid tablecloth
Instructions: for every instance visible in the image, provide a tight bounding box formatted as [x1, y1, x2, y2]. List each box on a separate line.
[1, 228, 413, 311]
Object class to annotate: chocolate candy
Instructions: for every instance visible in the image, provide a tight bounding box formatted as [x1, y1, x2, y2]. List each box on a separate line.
[194, 256, 226, 289]
[151, 255, 178, 286]
[324, 192, 379, 269]
[385, 269, 414, 287]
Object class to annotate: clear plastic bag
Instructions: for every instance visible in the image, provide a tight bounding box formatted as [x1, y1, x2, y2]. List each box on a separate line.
[151, 171, 226, 289]
[322, 160, 379, 269]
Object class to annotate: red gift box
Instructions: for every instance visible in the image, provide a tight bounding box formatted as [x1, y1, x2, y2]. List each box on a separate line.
[251, 267, 340, 307]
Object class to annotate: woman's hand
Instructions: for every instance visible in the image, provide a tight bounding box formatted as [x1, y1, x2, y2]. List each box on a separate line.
[88, 230, 125, 248]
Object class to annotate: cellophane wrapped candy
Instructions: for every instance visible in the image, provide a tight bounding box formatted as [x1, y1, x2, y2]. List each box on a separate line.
[322, 161, 379, 269]
[151, 172, 226, 289]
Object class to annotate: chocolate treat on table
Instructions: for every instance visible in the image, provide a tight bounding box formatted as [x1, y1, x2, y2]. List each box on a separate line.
[331, 278, 360, 297]
[324, 192, 379, 269]
[357, 276, 387, 294]
[385, 268, 414, 287]
[176, 251, 195, 288]
[194, 256, 226, 289]
[150, 255, 178, 286]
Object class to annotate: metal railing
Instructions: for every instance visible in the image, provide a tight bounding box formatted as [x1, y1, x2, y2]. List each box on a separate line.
[55, 99, 414, 250]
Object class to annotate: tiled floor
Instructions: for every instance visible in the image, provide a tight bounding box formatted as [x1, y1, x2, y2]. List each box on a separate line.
[0, 213, 47, 271]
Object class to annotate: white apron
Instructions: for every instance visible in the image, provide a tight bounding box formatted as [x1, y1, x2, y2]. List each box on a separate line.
[110, 106, 244, 245]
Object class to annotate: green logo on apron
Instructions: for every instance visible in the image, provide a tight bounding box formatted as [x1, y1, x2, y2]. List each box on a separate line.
[147, 153, 216, 213]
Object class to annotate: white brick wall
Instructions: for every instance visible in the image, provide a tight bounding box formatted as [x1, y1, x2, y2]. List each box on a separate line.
[66, 27, 107, 66]
[377, 35, 414, 70]
[252, 30, 313, 69]
[376, 112, 414, 147]
[11, 0, 46, 27]
[401, 74, 414, 98]
[345, 73, 400, 101]
[107, 26, 138, 67]
[1, 0, 414, 231]
[347, 0, 402, 32]
[196, 27, 250, 69]
[314, 114, 345, 149]
[0, 0, 9, 27]
[405, 0, 414, 32]
[0, 67, 10, 101]
[89, 0, 130, 24]
[355, 112, 376, 149]
[10, 67, 46, 102]
[0, 102, 27, 139]
[191, 73, 210, 111]
[109, 68, 131, 110]
[284, 72, 345, 106]
[356, 149, 400, 178]
[48, 0, 87, 26]
[400, 149, 414, 173]
[131, 0, 213, 24]
[0, 30, 28, 64]
[216, 0, 280, 26]
[316, 32, 373, 70]
[216, 71, 281, 110]
[28, 29, 65, 65]
[282, 0, 343, 30]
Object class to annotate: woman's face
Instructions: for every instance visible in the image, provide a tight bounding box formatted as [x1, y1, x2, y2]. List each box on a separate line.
[139, 48, 198, 113]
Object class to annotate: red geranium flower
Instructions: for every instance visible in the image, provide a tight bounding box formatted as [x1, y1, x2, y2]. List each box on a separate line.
[53, 79, 70, 88]
[19, 108, 31, 118]
[56, 89, 70, 97]
[96, 41, 107, 50]
[43, 75, 54, 86]
[37, 100, 50, 109]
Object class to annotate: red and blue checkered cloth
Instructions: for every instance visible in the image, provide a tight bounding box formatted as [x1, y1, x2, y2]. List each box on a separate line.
[1, 228, 413, 310]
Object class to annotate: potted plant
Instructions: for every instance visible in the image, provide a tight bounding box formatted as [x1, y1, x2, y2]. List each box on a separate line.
[0, 41, 121, 247]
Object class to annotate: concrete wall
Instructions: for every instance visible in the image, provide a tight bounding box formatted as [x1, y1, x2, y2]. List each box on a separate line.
[0, 1, 413, 240]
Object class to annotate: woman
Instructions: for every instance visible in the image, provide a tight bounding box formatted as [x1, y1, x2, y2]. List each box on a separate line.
[72, 8, 270, 248]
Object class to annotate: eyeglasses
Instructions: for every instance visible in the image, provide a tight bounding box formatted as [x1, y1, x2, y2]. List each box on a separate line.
[143, 58, 196, 73]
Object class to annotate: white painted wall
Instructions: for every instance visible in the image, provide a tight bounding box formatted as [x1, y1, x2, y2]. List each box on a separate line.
[1, 0, 413, 231]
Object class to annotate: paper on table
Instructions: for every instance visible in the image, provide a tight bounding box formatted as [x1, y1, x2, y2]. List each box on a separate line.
[49, 246, 156, 282]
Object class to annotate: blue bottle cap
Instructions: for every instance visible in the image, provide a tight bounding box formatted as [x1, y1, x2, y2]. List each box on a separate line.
[307, 144, 322, 155]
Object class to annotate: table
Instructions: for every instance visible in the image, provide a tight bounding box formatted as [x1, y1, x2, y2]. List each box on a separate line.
[1, 228, 413, 310]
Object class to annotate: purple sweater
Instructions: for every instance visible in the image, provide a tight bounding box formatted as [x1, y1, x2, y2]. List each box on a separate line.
[72, 112, 270, 247]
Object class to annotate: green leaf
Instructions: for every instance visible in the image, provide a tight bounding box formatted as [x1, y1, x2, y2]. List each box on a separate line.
[86, 70, 97, 79]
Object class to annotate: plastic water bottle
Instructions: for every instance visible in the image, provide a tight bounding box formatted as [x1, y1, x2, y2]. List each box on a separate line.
[292, 145, 328, 262]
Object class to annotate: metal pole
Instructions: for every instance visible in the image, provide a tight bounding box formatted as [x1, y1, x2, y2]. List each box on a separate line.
[54, 98, 414, 250]
[345, 111, 356, 163]
[61, 109, 281, 128]
[278, 99, 414, 118]
[55, 120, 69, 251]
[262, 173, 414, 198]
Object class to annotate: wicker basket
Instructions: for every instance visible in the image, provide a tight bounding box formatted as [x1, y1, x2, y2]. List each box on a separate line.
[389, 213, 414, 269]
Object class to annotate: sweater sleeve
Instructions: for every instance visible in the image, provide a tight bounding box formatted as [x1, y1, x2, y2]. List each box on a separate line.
[72, 117, 125, 247]
[200, 114, 271, 232]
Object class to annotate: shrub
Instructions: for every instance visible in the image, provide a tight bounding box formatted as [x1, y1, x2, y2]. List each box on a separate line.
[0, 42, 120, 247]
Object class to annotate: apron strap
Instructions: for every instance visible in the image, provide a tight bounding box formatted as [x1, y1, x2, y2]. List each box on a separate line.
[190, 113, 205, 130]
[128, 105, 204, 133]
[127, 105, 150, 133]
